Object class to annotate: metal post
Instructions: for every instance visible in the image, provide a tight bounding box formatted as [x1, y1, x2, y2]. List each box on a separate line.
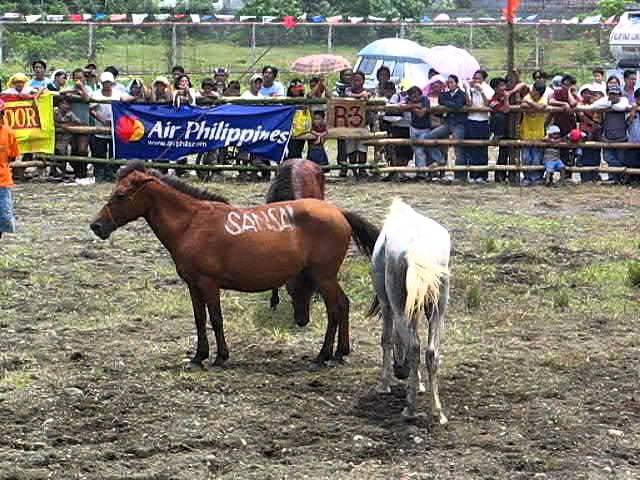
[535, 24, 539, 69]
[469, 24, 473, 51]
[327, 24, 333, 52]
[171, 23, 178, 68]
[250, 23, 256, 64]
[0, 25, 4, 65]
[507, 22, 515, 73]
[88, 24, 96, 62]
[400, 22, 406, 39]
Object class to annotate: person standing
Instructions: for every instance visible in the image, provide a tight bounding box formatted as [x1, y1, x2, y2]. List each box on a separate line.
[345, 71, 370, 179]
[623, 70, 637, 105]
[334, 68, 353, 177]
[90, 72, 122, 182]
[437, 75, 467, 183]
[626, 88, 640, 184]
[0, 99, 19, 240]
[260, 66, 285, 97]
[404, 86, 434, 181]
[519, 81, 548, 186]
[465, 70, 494, 183]
[28, 60, 47, 91]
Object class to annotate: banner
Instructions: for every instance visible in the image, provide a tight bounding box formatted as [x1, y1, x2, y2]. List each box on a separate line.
[0, 93, 55, 154]
[112, 103, 295, 162]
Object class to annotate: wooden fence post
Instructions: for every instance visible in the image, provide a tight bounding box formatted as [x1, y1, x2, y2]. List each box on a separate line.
[171, 23, 178, 68]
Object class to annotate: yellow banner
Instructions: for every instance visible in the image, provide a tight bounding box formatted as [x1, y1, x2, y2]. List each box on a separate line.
[0, 92, 55, 154]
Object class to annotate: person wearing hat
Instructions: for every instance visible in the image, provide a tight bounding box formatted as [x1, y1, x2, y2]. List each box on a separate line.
[2, 73, 33, 95]
[0, 99, 20, 240]
[46, 69, 68, 92]
[542, 125, 566, 185]
[213, 67, 229, 96]
[150, 76, 173, 103]
[89, 71, 124, 182]
[29, 60, 47, 91]
[240, 74, 263, 99]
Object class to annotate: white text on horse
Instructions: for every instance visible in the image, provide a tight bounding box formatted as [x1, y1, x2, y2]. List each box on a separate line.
[225, 206, 295, 236]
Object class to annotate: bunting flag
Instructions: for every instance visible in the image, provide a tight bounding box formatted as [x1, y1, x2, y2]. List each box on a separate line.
[349, 17, 364, 24]
[69, 14, 83, 22]
[174, 14, 186, 20]
[83, 13, 92, 21]
[110, 14, 127, 21]
[310, 16, 325, 23]
[2, 12, 20, 19]
[420, 16, 432, 23]
[132, 13, 148, 24]
[434, 13, 450, 22]
[95, 13, 106, 21]
[504, 0, 520, 23]
[368, 16, 385, 22]
[201, 15, 215, 21]
[582, 15, 601, 24]
[262, 16, 277, 23]
[282, 15, 296, 29]
[457, 17, 473, 23]
[216, 14, 234, 21]
[297, 13, 307, 21]
[47, 14, 65, 21]
[190, 14, 200, 23]
[240, 15, 255, 21]
[25, 14, 41, 23]
[154, 13, 170, 21]
[327, 15, 342, 24]
[158, 0, 177, 7]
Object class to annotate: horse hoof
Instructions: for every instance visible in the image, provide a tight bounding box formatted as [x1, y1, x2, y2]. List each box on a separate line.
[402, 407, 418, 420]
[185, 361, 205, 371]
[209, 356, 227, 367]
[435, 412, 448, 425]
[332, 354, 349, 365]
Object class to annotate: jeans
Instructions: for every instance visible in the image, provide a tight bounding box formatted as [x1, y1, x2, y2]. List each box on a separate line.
[430, 122, 465, 179]
[464, 120, 490, 180]
[580, 148, 601, 182]
[605, 148, 625, 183]
[522, 147, 544, 183]
[410, 126, 439, 168]
[91, 136, 116, 182]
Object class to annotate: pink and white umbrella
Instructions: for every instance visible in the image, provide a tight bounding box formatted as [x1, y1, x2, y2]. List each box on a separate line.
[422, 46, 481, 82]
[290, 54, 352, 75]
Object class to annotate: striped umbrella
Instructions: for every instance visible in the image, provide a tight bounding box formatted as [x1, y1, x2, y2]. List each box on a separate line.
[290, 54, 352, 75]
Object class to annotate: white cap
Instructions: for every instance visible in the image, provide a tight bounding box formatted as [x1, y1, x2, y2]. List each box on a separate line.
[100, 72, 115, 84]
[547, 125, 561, 135]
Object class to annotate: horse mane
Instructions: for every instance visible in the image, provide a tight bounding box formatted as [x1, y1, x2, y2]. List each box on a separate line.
[118, 160, 229, 204]
[265, 161, 295, 203]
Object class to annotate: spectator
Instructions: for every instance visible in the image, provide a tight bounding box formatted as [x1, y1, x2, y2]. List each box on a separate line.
[425, 75, 448, 180]
[623, 69, 637, 104]
[150, 76, 173, 103]
[404, 86, 434, 181]
[593, 68, 606, 89]
[344, 71, 370, 178]
[375, 66, 391, 96]
[29, 60, 47, 91]
[63, 68, 92, 178]
[437, 74, 467, 183]
[260, 66, 285, 97]
[287, 79, 309, 159]
[542, 125, 566, 186]
[104, 66, 128, 96]
[381, 81, 412, 182]
[307, 110, 329, 166]
[577, 85, 603, 183]
[519, 80, 548, 186]
[240, 74, 263, 99]
[465, 70, 494, 183]
[199, 77, 219, 100]
[127, 78, 148, 101]
[307, 76, 329, 114]
[173, 74, 196, 106]
[84, 63, 99, 92]
[501, 69, 528, 184]
[90, 72, 122, 182]
[0, 99, 19, 240]
[489, 77, 509, 182]
[607, 76, 621, 89]
[626, 88, 640, 184]
[549, 74, 579, 179]
[213, 67, 229, 96]
[46, 69, 67, 92]
[334, 68, 353, 176]
[171, 65, 185, 84]
[591, 85, 629, 184]
[52, 97, 82, 178]
[223, 80, 241, 97]
[3, 73, 33, 95]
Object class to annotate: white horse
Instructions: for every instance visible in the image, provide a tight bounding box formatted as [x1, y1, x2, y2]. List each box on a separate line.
[369, 198, 451, 424]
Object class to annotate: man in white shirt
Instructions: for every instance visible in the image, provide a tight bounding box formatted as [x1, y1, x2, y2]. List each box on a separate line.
[241, 74, 264, 99]
[90, 72, 122, 182]
[465, 69, 494, 183]
[259, 66, 285, 97]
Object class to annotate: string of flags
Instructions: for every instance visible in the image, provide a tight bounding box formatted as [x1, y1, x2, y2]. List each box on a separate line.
[0, 12, 619, 26]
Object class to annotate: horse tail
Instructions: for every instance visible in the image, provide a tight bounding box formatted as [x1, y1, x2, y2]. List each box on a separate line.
[405, 245, 449, 321]
[340, 210, 379, 258]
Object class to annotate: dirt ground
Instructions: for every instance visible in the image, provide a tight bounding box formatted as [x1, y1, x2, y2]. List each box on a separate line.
[1, 176, 639, 480]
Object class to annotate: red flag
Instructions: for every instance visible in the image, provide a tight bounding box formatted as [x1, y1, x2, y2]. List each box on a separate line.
[69, 14, 83, 22]
[174, 14, 186, 20]
[282, 16, 296, 29]
[503, 0, 520, 23]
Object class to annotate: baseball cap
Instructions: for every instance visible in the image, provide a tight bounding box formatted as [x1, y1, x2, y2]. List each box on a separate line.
[568, 128, 584, 143]
[547, 125, 561, 135]
[100, 71, 115, 84]
[607, 85, 622, 95]
[248, 73, 263, 86]
[579, 82, 606, 96]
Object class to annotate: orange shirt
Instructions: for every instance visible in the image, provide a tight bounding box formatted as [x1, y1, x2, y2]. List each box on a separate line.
[0, 124, 19, 188]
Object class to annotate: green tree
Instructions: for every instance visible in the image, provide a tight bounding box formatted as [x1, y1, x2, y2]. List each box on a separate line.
[598, 0, 632, 18]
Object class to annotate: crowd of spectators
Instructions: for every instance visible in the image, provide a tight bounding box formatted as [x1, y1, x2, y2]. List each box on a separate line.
[2, 60, 640, 185]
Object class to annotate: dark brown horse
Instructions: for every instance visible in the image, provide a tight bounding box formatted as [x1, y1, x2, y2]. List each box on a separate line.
[90, 162, 378, 368]
[265, 159, 325, 311]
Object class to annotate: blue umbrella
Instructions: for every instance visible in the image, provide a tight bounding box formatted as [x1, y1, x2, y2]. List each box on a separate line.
[357, 38, 429, 63]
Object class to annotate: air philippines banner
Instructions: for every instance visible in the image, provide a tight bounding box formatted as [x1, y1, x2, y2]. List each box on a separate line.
[0, 93, 55, 154]
[112, 103, 295, 162]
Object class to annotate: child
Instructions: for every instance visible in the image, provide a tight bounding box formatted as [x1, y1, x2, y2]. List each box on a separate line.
[53, 97, 82, 178]
[307, 111, 329, 166]
[0, 99, 20, 239]
[543, 125, 565, 185]
[520, 81, 548, 185]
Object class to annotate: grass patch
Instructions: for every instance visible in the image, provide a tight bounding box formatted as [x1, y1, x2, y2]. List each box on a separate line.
[627, 261, 640, 288]
[0, 371, 33, 391]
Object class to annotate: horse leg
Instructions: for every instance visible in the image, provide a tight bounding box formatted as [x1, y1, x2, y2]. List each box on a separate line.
[426, 277, 449, 425]
[313, 277, 345, 364]
[401, 317, 421, 419]
[270, 288, 280, 311]
[333, 283, 350, 361]
[187, 284, 209, 369]
[206, 288, 229, 367]
[376, 303, 394, 394]
[286, 272, 314, 327]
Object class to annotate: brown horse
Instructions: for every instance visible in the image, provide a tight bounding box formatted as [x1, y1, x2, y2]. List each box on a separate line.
[265, 158, 325, 311]
[90, 162, 378, 368]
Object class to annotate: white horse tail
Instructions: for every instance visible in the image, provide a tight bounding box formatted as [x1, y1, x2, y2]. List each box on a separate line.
[405, 245, 449, 321]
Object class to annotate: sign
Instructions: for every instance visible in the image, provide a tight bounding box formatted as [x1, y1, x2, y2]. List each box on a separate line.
[326, 98, 370, 138]
[112, 103, 295, 162]
[0, 92, 55, 154]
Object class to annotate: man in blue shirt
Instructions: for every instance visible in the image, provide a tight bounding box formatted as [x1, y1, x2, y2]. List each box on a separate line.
[28, 60, 47, 91]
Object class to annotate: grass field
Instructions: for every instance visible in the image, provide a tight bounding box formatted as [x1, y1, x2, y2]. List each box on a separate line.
[1, 176, 639, 479]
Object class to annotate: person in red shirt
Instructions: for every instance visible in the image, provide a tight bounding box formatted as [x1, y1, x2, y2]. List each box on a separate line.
[0, 99, 20, 239]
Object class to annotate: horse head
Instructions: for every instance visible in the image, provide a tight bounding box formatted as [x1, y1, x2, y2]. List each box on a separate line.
[90, 161, 154, 240]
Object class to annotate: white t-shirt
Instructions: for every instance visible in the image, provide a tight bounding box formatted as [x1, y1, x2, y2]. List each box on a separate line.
[91, 89, 122, 139]
[260, 81, 285, 97]
[240, 90, 263, 99]
[467, 83, 494, 122]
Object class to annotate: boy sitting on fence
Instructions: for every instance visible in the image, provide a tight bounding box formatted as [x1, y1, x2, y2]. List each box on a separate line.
[543, 125, 566, 186]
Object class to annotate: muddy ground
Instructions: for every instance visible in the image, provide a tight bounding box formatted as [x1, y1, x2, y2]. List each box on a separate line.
[1, 177, 639, 479]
